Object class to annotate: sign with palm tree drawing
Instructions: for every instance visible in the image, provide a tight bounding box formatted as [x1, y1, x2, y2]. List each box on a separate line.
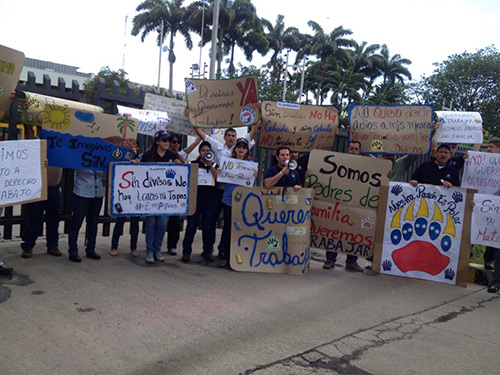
[41, 104, 138, 171]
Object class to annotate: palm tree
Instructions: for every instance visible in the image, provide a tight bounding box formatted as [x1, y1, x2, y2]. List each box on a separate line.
[116, 117, 136, 138]
[261, 14, 301, 84]
[374, 44, 412, 86]
[298, 22, 354, 104]
[132, 0, 193, 94]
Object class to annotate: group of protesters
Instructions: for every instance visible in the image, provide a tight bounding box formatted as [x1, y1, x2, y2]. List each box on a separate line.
[1, 118, 500, 294]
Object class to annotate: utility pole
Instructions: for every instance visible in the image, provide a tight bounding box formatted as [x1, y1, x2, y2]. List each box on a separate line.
[282, 50, 307, 103]
[122, 15, 128, 70]
[209, 0, 220, 79]
[157, 19, 164, 91]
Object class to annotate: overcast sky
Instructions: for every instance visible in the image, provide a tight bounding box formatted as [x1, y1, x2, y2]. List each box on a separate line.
[1, 0, 499, 93]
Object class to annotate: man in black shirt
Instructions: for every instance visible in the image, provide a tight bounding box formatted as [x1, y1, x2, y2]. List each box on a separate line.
[410, 143, 460, 188]
[264, 146, 302, 190]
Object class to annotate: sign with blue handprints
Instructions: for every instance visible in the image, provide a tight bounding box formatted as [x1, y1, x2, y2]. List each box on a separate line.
[379, 182, 467, 285]
[109, 163, 196, 216]
[41, 105, 138, 171]
[230, 186, 312, 275]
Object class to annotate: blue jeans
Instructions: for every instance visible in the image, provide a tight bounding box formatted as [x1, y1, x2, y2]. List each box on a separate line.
[182, 198, 218, 257]
[326, 251, 358, 265]
[68, 194, 103, 256]
[21, 187, 61, 250]
[145, 216, 169, 254]
[111, 216, 140, 250]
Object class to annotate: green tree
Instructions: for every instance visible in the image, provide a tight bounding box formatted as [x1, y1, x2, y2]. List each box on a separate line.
[132, 0, 193, 95]
[373, 44, 412, 86]
[421, 46, 500, 136]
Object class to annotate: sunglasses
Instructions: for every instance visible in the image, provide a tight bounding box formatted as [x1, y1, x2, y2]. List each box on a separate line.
[236, 144, 248, 149]
[170, 140, 180, 144]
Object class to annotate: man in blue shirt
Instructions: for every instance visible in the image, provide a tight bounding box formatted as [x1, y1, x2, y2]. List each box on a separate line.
[264, 146, 302, 190]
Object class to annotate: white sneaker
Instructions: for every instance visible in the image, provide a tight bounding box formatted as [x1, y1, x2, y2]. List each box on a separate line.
[365, 261, 373, 270]
[145, 253, 154, 264]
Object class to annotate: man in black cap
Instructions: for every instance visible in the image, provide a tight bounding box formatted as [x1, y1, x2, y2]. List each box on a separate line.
[410, 143, 460, 187]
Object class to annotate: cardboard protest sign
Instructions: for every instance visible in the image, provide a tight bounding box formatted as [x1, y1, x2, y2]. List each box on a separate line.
[0, 44, 25, 112]
[461, 151, 500, 194]
[471, 193, 500, 247]
[349, 104, 433, 154]
[0, 139, 47, 207]
[41, 105, 136, 171]
[108, 162, 198, 216]
[230, 186, 312, 274]
[307, 150, 392, 258]
[217, 157, 258, 186]
[117, 105, 170, 137]
[258, 101, 338, 152]
[198, 167, 215, 186]
[435, 111, 483, 144]
[16, 91, 104, 126]
[185, 76, 260, 129]
[143, 93, 208, 137]
[373, 182, 472, 286]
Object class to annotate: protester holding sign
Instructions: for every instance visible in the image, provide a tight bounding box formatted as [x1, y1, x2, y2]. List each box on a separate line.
[264, 146, 302, 190]
[410, 143, 460, 188]
[322, 141, 365, 272]
[140, 130, 179, 264]
[68, 169, 105, 263]
[181, 141, 220, 263]
[165, 134, 201, 257]
[219, 138, 258, 268]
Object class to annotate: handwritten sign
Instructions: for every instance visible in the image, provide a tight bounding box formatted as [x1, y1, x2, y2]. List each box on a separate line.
[307, 150, 391, 258]
[185, 76, 260, 129]
[230, 186, 312, 274]
[471, 193, 500, 247]
[109, 163, 197, 216]
[16, 91, 103, 126]
[143, 93, 207, 137]
[217, 157, 258, 186]
[0, 44, 25, 111]
[0, 139, 47, 207]
[117, 105, 170, 137]
[41, 105, 136, 171]
[435, 111, 483, 144]
[258, 101, 338, 152]
[349, 104, 433, 154]
[377, 182, 467, 285]
[462, 151, 500, 194]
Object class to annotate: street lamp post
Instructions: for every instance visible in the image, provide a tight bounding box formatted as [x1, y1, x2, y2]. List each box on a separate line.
[157, 19, 164, 91]
[209, 0, 220, 79]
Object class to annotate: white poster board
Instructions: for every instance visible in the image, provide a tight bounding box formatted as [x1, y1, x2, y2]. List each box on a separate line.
[435, 111, 483, 144]
[471, 193, 500, 247]
[462, 151, 500, 194]
[217, 157, 258, 186]
[116, 105, 170, 136]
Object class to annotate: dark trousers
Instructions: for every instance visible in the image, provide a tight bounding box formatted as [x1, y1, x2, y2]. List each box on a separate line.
[219, 203, 232, 261]
[21, 187, 61, 250]
[182, 198, 218, 256]
[68, 194, 103, 256]
[111, 216, 140, 250]
[484, 246, 496, 264]
[489, 247, 500, 288]
[326, 251, 358, 265]
[167, 216, 181, 250]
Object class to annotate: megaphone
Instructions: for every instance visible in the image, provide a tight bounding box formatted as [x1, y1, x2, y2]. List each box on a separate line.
[205, 150, 215, 162]
[285, 159, 297, 170]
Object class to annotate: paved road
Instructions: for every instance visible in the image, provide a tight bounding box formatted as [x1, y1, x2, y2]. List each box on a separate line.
[0, 229, 498, 375]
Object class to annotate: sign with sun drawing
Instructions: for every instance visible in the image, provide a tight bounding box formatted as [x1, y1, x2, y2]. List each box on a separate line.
[375, 182, 471, 286]
[41, 105, 137, 171]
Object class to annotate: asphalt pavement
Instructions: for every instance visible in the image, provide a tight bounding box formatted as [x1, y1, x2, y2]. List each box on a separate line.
[0, 227, 499, 375]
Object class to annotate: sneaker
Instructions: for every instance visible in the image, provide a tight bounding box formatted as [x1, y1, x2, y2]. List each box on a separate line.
[181, 255, 190, 263]
[109, 249, 118, 256]
[130, 250, 139, 257]
[0, 265, 13, 276]
[145, 253, 154, 264]
[219, 259, 229, 268]
[487, 285, 499, 293]
[154, 252, 165, 262]
[167, 248, 177, 256]
[346, 263, 364, 273]
[365, 261, 373, 270]
[21, 248, 33, 259]
[484, 262, 494, 270]
[323, 261, 335, 270]
[47, 248, 62, 257]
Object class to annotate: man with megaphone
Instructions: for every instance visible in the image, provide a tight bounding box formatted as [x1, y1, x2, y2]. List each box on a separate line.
[264, 146, 302, 190]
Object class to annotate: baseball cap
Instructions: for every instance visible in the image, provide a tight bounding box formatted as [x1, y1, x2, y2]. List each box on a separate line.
[436, 143, 451, 151]
[154, 130, 169, 141]
[235, 137, 249, 147]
